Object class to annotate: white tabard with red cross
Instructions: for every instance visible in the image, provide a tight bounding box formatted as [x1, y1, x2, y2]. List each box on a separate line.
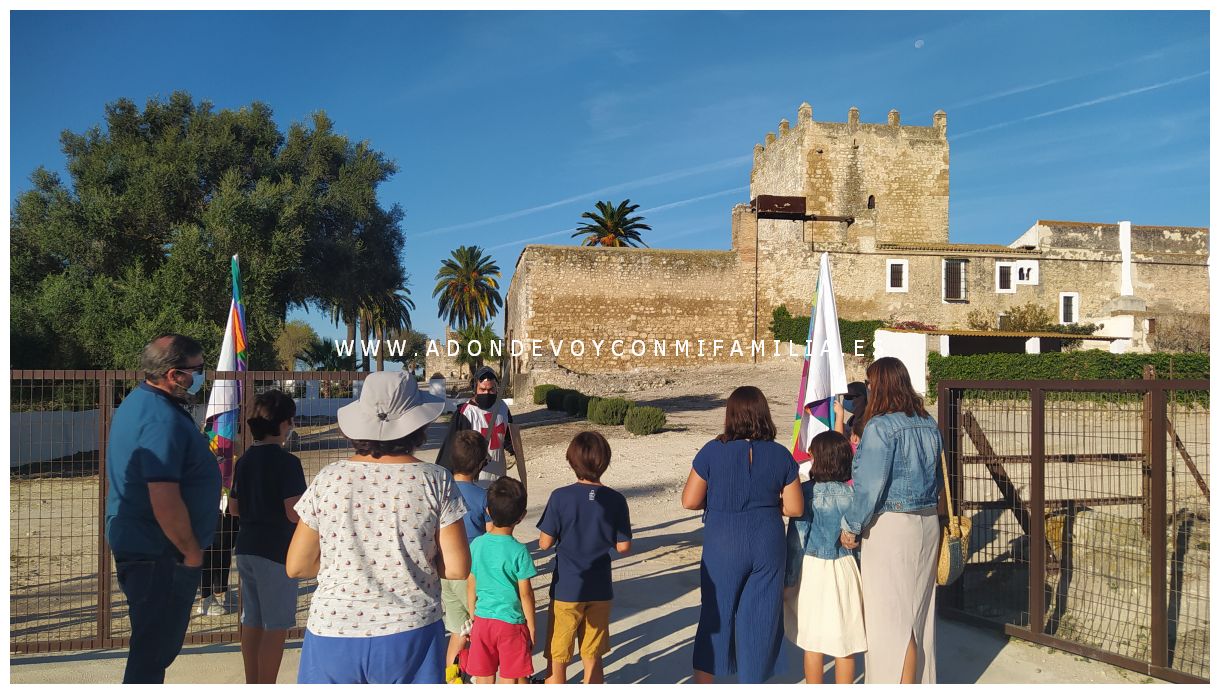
[456, 399, 512, 478]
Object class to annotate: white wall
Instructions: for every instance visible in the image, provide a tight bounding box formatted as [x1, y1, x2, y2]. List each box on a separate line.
[1088, 314, 1135, 354]
[10, 410, 99, 468]
[11, 404, 208, 468]
[873, 329, 929, 394]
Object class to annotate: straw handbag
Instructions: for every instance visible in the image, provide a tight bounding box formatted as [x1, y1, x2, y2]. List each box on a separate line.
[937, 450, 971, 586]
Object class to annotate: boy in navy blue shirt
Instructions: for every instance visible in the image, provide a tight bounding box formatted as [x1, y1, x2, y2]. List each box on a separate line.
[537, 431, 632, 684]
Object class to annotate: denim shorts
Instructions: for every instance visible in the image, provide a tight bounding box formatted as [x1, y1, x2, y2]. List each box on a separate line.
[235, 554, 298, 630]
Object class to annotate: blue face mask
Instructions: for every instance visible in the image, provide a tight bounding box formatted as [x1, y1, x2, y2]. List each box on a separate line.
[186, 371, 205, 395]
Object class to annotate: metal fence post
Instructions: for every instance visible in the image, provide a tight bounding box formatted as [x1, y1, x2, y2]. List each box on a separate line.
[938, 382, 966, 611]
[1029, 387, 1045, 633]
[1149, 384, 1169, 669]
[96, 373, 113, 646]
[239, 370, 254, 459]
[1140, 366, 1156, 539]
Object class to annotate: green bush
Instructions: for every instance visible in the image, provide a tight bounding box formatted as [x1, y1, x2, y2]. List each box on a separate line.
[769, 305, 885, 359]
[624, 406, 667, 435]
[590, 397, 634, 425]
[840, 319, 888, 358]
[563, 391, 591, 417]
[927, 351, 1209, 404]
[533, 384, 559, 406]
[546, 388, 576, 411]
[587, 396, 602, 414]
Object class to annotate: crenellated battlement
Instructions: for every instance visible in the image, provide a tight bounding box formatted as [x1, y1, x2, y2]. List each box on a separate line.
[751, 103, 948, 167]
[749, 102, 951, 246]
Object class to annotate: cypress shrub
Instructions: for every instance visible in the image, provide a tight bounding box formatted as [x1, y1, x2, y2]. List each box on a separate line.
[533, 384, 559, 405]
[624, 406, 667, 435]
[546, 388, 576, 411]
[563, 391, 591, 417]
[590, 397, 634, 425]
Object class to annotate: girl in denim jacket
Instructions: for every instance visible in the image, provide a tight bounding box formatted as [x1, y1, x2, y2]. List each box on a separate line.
[782, 431, 866, 684]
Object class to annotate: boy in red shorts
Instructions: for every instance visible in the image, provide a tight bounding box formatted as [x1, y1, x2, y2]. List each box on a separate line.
[463, 477, 537, 683]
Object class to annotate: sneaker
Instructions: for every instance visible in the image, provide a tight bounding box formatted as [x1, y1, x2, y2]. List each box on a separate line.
[197, 594, 214, 616]
[205, 593, 229, 616]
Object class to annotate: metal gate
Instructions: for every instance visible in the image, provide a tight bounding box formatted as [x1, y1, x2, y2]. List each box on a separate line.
[937, 378, 1209, 683]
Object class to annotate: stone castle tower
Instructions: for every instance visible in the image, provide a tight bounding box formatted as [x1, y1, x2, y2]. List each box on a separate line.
[748, 103, 949, 248]
[733, 104, 953, 327]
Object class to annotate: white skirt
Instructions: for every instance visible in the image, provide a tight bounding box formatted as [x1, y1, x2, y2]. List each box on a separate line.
[783, 554, 868, 658]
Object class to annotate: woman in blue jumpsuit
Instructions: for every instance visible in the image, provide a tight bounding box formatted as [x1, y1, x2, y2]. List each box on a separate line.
[682, 386, 804, 683]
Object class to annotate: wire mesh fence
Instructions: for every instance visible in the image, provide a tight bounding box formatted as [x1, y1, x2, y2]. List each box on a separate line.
[1165, 388, 1209, 680]
[9, 370, 379, 652]
[10, 373, 108, 650]
[939, 378, 1209, 684]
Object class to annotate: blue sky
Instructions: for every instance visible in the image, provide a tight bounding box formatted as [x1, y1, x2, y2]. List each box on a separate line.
[10, 10, 1210, 346]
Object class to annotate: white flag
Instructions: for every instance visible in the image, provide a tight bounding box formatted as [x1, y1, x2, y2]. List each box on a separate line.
[791, 252, 849, 479]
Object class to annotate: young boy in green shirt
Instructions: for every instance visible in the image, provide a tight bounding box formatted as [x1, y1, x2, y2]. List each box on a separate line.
[462, 477, 537, 684]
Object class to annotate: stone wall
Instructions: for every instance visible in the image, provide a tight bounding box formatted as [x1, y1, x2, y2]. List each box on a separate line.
[741, 210, 1209, 332]
[503, 245, 754, 394]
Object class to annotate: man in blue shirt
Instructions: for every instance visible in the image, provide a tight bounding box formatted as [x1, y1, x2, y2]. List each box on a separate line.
[105, 334, 221, 683]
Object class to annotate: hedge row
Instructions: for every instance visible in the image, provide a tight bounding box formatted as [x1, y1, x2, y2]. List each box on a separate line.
[927, 351, 1209, 404]
[533, 385, 667, 435]
[769, 305, 885, 359]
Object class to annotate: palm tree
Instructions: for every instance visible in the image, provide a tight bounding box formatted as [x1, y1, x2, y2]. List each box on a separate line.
[325, 298, 360, 370]
[297, 336, 353, 371]
[358, 287, 415, 371]
[453, 324, 499, 375]
[433, 245, 503, 330]
[297, 336, 358, 398]
[572, 199, 651, 247]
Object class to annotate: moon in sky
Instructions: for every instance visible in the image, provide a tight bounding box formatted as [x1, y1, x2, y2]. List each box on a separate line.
[914, 39, 925, 48]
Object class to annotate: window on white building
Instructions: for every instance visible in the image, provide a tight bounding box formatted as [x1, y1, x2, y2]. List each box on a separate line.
[943, 258, 968, 302]
[996, 261, 1015, 293]
[1014, 260, 1040, 285]
[886, 259, 908, 292]
[1059, 292, 1080, 325]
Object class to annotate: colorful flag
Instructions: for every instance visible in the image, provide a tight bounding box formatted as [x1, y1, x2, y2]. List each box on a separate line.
[790, 252, 848, 478]
[204, 254, 247, 497]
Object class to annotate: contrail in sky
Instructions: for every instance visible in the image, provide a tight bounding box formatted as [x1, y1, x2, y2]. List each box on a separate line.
[415, 155, 751, 238]
[949, 46, 1176, 110]
[486, 186, 748, 251]
[952, 71, 1208, 140]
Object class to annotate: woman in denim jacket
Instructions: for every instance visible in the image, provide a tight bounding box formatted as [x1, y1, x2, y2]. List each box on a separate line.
[839, 357, 942, 684]
[783, 431, 866, 684]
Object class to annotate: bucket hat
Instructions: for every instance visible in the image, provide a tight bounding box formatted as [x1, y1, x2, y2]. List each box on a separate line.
[337, 371, 445, 441]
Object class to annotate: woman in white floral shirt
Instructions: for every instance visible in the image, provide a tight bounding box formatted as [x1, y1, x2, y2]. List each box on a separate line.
[287, 372, 472, 684]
